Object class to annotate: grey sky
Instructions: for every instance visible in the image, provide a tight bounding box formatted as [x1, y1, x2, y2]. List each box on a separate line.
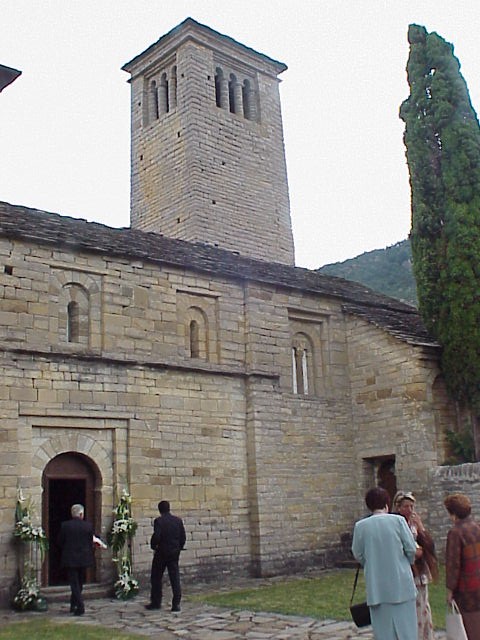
[1, 1, 479, 268]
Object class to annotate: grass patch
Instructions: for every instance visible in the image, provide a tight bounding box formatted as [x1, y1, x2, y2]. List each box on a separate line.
[195, 566, 447, 630]
[0, 619, 142, 640]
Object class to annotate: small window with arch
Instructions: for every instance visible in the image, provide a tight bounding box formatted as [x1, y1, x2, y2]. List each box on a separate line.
[62, 283, 90, 347]
[292, 332, 315, 395]
[67, 301, 80, 343]
[186, 307, 209, 360]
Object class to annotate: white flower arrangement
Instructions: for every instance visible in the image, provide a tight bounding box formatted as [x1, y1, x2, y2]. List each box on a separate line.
[14, 517, 48, 549]
[13, 569, 40, 610]
[113, 557, 139, 600]
[111, 517, 137, 535]
[108, 489, 138, 553]
[13, 488, 48, 611]
[108, 489, 139, 600]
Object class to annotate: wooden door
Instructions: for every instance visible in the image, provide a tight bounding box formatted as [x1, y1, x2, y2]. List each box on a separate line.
[42, 453, 100, 586]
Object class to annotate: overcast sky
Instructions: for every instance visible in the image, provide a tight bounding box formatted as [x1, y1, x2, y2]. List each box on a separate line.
[1, 1, 479, 268]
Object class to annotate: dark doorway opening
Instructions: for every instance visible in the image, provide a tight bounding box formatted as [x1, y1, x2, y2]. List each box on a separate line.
[377, 457, 397, 506]
[42, 452, 101, 586]
[48, 479, 86, 585]
[363, 455, 397, 508]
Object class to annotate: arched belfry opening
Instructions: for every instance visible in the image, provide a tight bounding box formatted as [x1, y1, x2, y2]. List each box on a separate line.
[42, 452, 102, 586]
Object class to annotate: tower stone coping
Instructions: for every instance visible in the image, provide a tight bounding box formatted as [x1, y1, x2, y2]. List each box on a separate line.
[122, 17, 287, 81]
[0, 63, 21, 92]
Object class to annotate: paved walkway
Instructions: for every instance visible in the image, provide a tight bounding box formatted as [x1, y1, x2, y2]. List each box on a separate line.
[0, 573, 448, 639]
[0, 598, 449, 639]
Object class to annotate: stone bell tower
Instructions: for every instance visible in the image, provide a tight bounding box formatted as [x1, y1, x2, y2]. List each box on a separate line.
[122, 18, 295, 265]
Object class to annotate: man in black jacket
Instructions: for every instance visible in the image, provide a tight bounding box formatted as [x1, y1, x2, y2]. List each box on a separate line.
[58, 504, 94, 616]
[145, 500, 186, 612]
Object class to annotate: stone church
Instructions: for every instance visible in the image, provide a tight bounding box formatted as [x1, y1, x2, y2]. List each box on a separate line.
[0, 18, 458, 604]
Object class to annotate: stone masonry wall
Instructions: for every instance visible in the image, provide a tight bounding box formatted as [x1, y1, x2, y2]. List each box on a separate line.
[426, 463, 480, 561]
[0, 355, 253, 598]
[128, 31, 295, 264]
[241, 284, 360, 574]
[0, 234, 359, 602]
[0, 232, 459, 604]
[345, 313, 450, 517]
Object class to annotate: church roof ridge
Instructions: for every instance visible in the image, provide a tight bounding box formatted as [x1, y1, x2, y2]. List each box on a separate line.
[0, 200, 435, 347]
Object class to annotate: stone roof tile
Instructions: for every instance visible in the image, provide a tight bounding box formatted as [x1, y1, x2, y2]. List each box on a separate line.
[0, 201, 437, 348]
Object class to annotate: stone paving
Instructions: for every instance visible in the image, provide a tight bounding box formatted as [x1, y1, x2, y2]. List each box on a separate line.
[0, 573, 448, 639]
[0, 597, 449, 639]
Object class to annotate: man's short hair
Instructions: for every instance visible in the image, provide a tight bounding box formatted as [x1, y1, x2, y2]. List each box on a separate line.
[365, 487, 390, 511]
[71, 504, 84, 518]
[158, 500, 170, 514]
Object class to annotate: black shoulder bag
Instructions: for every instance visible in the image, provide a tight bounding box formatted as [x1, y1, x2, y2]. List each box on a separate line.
[349, 566, 371, 627]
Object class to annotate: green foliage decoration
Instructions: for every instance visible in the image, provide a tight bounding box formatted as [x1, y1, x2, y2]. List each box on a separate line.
[400, 24, 480, 446]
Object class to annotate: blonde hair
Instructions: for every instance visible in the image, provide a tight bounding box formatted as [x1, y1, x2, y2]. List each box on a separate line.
[393, 490, 415, 510]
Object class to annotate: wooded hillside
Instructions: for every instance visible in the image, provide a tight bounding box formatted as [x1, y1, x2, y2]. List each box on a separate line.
[318, 239, 417, 306]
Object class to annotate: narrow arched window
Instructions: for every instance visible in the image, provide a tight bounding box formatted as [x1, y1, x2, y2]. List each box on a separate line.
[149, 80, 159, 121]
[189, 320, 200, 358]
[185, 307, 209, 360]
[292, 333, 314, 395]
[215, 68, 222, 107]
[159, 73, 169, 114]
[67, 301, 80, 343]
[61, 282, 90, 348]
[293, 346, 309, 395]
[169, 66, 177, 110]
[301, 349, 309, 395]
[228, 74, 237, 113]
[292, 347, 298, 394]
[242, 79, 257, 121]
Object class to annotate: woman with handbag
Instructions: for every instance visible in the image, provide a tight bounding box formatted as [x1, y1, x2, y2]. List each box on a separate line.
[444, 493, 480, 640]
[393, 491, 438, 640]
[352, 487, 418, 640]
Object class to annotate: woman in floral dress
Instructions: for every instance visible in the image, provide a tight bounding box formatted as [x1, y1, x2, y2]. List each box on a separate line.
[393, 491, 438, 640]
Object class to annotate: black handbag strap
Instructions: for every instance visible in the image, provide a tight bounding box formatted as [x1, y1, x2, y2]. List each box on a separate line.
[350, 566, 361, 605]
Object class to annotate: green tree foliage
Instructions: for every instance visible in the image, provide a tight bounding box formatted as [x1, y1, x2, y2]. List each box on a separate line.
[445, 422, 476, 464]
[400, 25, 480, 431]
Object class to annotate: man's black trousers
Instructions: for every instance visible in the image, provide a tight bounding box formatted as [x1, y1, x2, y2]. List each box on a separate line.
[150, 553, 181, 609]
[67, 567, 86, 613]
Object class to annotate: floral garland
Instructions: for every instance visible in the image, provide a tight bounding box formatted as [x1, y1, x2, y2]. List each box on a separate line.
[107, 489, 139, 599]
[13, 488, 48, 610]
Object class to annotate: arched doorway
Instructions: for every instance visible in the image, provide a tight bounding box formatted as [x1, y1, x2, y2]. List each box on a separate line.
[42, 452, 102, 586]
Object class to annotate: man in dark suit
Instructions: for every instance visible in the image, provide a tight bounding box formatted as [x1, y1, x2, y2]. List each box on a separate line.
[145, 500, 186, 612]
[58, 504, 94, 616]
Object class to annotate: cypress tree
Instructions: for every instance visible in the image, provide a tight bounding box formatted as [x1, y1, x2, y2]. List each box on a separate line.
[400, 25, 480, 458]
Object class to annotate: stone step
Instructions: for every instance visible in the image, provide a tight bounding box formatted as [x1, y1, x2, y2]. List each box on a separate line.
[40, 582, 112, 603]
